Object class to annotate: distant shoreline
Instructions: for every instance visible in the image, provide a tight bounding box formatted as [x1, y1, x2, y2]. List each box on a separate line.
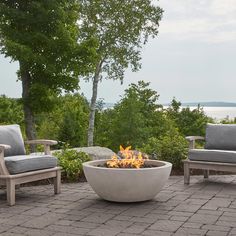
[165, 106, 236, 120]
[104, 103, 236, 120]
[163, 102, 236, 107]
[105, 102, 236, 108]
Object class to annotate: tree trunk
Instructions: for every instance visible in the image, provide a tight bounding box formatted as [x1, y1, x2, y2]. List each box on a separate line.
[87, 60, 103, 146]
[20, 63, 36, 152]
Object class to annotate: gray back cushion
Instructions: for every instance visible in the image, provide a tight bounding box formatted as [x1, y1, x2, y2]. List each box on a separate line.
[0, 124, 26, 156]
[205, 123, 236, 150]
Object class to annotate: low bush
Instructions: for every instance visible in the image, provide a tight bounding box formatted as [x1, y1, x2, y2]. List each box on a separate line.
[54, 147, 91, 181]
[141, 129, 188, 169]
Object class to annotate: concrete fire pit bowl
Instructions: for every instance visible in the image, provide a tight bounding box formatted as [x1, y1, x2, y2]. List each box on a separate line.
[83, 159, 172, 202]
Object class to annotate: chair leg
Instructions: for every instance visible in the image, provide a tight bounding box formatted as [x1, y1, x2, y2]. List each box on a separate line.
[203, 170, 209, 179]
[54, 170, 61, 194]
[184, 162, 190, 184]
[6, 179, 15, 206]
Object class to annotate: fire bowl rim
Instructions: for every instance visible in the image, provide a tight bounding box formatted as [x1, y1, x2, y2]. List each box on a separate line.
[83, 159, 172, 202]
[83, 159, 172, 171]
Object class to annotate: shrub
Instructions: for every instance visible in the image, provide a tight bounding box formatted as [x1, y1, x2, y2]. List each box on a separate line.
[37, 93, 89, 147]
[95, 81, 167, 151]
[166, 98, 210, 137]
[54, 147, 91, 181]
[141, 129, 188, 169]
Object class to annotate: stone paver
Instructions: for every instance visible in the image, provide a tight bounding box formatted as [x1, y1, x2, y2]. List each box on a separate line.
[1, 175, 236, 235]
[188, 213, 219, 224]
[149, 219, 184, 232]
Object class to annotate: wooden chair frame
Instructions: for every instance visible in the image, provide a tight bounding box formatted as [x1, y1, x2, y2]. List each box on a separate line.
[184, 136, 236, 184]
[0, 140, 61, 206]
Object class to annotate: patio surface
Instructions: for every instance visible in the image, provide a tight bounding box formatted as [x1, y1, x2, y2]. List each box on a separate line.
[1, 176, 236, 236]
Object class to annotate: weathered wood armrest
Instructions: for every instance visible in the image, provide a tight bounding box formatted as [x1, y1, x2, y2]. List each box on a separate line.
[25, 140, 58, 155]
[185, 136, 205, 149]
[0, 144, 11, 155]
[25, 139, 57, 145]
[0, 144, 11, 150]
[0, 144, 11, 175]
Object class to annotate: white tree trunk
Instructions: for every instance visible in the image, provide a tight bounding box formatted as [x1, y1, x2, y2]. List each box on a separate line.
[87, 60, 103, 146]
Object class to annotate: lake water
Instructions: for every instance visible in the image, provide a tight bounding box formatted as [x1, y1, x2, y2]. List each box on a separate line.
[105, 104, 236, 121]
[186, 106, 236, 120]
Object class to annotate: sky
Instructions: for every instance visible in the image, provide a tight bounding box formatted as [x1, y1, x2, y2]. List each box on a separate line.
[1, 0, 236, 104]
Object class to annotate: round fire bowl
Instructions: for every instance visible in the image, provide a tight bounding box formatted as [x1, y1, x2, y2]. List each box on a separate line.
[83, 159, 172, 202]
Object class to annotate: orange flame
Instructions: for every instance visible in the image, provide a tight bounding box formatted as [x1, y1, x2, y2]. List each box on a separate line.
[106, 146, 148, 168]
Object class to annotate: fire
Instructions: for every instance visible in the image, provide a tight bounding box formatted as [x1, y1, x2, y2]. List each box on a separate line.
[106, 145, 148, 168]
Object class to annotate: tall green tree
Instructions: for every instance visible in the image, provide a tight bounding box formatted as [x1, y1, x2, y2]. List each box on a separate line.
[0, 1, 96, 147]
[79, 0, 163, 146]
[95, 81, 168, 151]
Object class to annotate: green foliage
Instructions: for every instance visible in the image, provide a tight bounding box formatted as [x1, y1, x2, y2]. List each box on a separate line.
[166, 98, 210, 137]
[0, 79, 214, 171]
[80, 0, 163, 82]
[221, 117, 236, 124]
[0, 0, 96, 113]
[57, 94, 89, 147]
[95, 81, 169, 151]
[37, 93, 89, 147]
[141, 129, 188, 169]
[54, 146, 91, 181]
[0, 95, 24, 126]
[80, 0, 163, 146]
[94, 108, 116, 148]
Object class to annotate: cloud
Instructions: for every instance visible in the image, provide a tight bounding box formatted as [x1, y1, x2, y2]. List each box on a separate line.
[158, 0, 236, 43]
[210, 0, 236, 16]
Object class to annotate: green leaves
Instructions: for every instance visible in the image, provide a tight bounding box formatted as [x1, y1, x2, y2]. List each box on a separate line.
[0, 95, 24, 126]
[0, 0, 97, 113]
[80, 0, 163, 81]
[54, 147, 91, 181]
[95, 81, 166, 151]
[37, 93, 89, 147]
[141, 129, 188, 169]
[166, 98, 210, 137]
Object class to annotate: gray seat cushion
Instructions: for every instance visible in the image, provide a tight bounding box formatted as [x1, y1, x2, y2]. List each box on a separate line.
[205, 123, 236, 150]
[189, 149, 236, 163]
[5, 155, 58, 174]
[0, 124, 26, 157]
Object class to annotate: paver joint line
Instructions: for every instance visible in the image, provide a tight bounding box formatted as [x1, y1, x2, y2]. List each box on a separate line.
[1, 175, 236, 235]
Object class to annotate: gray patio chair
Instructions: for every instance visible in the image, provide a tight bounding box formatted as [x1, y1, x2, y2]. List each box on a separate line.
[0, 124, 61, 205]
[184, 123, 236, 184]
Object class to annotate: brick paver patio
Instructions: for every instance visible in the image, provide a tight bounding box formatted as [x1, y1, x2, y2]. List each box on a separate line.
[1, 175, 236, 235]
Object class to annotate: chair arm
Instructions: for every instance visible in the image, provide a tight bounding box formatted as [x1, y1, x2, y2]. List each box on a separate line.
[25, 140, 57, 155]
[186, 136, 205, 141]
[185, 136, 205, 149]
[0, 144, 11, 175]
[0, 144, 11, 156]
[25, 140, 58, 145]
[0, 144, 11, 150]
